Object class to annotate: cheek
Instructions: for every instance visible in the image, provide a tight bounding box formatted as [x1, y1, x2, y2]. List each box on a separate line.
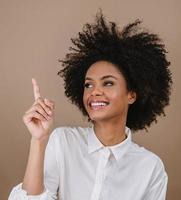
[83, 91, 88, 106]
[109, 89, 128, 104]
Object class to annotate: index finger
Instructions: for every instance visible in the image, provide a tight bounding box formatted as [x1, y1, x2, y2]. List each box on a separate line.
[32, 78, 41, 100]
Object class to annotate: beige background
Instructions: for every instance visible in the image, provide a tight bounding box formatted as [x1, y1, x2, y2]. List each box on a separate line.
[0, 0, 180, 199]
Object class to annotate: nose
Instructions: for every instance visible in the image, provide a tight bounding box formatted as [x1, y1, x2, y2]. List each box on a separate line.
[91, 85, 104, 96]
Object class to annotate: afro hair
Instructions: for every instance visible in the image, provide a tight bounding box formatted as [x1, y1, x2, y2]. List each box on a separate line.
[58, 9, 173, 132]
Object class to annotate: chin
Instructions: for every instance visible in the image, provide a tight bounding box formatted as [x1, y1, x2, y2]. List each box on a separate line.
[88, 112, 111, 122]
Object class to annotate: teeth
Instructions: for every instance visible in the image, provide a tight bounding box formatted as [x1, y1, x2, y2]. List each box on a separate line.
[91, 102, 107, 106]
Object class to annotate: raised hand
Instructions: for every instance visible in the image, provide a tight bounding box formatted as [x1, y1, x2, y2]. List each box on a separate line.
[23, 78, 55, 140]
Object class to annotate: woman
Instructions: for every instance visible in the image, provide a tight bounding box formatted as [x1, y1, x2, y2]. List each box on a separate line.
[9, 9, 172, 200]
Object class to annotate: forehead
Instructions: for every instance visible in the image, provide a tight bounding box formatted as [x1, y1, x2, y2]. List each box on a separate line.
[85, 60, 123, 78]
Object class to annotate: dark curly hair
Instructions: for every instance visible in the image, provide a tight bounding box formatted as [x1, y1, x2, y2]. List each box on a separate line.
[57, 9, 173, 132]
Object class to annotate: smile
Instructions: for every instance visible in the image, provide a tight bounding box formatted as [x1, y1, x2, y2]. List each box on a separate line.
[89, 101, 109, 110]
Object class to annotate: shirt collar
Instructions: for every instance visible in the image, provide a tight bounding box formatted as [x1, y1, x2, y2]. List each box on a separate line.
[88, 124, 132, 161]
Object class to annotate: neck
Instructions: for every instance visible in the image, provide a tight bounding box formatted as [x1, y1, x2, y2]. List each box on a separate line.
[92, 119, 127, 146]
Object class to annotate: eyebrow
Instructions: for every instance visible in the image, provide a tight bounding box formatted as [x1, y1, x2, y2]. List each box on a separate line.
[85, 75, 118, 81]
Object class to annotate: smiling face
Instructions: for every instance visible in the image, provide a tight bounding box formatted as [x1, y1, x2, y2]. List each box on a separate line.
[83, 60, 136, 123]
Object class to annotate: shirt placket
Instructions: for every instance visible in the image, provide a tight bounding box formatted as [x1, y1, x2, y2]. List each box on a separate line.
[90, 147, 111, 200]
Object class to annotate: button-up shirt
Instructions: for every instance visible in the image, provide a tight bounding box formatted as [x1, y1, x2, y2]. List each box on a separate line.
[8, 125, 168, 200]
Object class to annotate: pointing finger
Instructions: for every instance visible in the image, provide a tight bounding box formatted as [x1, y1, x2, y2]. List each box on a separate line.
[32, 78, 41, 100]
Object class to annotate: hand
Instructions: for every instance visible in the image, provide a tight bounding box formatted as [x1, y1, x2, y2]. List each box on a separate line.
[23, 78, 55, 140]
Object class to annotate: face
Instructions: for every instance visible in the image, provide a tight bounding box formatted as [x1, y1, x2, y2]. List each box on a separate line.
[83, 61, 136, 123]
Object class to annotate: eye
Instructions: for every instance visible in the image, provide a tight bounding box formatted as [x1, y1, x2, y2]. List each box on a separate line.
[104, 81, 114, 86]
[84, 82, 93, 88]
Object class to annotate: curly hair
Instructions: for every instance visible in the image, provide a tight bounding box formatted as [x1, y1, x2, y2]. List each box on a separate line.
[57, 9, 173, 132]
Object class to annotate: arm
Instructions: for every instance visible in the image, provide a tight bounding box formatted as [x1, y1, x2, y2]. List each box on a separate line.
[143, 157, 168, 200]
[8, 129, 59, 200]
[8, 78, 58, 199]
[22, 137, 49, 195]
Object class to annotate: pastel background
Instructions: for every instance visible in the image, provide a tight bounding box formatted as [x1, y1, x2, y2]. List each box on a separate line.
[0, 0, 180, 199]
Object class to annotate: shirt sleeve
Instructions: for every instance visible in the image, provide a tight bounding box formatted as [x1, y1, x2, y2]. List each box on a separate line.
[8, 128, 60, 200]
[143, 156, 168, 200]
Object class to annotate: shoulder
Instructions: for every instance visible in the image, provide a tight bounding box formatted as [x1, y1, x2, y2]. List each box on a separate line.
[129, 142, 167, 176]
[48, 126, 91, 145]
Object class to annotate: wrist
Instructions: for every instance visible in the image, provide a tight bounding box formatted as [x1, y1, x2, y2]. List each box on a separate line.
[30, 136, 49, 147]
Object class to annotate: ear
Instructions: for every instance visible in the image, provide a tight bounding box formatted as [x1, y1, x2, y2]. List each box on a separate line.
[128, 91, 137, 104]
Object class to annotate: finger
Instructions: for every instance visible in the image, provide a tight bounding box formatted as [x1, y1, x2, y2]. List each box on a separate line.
[32, 78, 41, 101]
[26, 104, 51, 120]
[23, 111, 47, 124]
[37, 99, 53, 116]
[44, 98, 55, 109]
[32, 99, 53, 116]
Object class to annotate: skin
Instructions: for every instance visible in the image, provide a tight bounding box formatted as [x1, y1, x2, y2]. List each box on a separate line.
[83, 60, 137, 146]
[22, 78, 55, 195]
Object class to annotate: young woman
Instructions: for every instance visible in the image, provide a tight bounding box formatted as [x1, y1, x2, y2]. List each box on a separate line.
[9, 9, 172, 200]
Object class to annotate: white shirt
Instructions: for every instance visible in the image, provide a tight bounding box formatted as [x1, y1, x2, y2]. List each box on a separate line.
[8, 125, 168, 200]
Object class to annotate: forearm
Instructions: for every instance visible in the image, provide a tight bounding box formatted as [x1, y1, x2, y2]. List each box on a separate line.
[22, 136, 49, 195]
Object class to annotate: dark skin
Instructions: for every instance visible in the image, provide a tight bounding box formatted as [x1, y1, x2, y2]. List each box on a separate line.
[83, 61, 137, 146]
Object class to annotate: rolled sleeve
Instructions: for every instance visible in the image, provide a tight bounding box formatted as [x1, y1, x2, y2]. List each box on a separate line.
[8, 183, 57, 200]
